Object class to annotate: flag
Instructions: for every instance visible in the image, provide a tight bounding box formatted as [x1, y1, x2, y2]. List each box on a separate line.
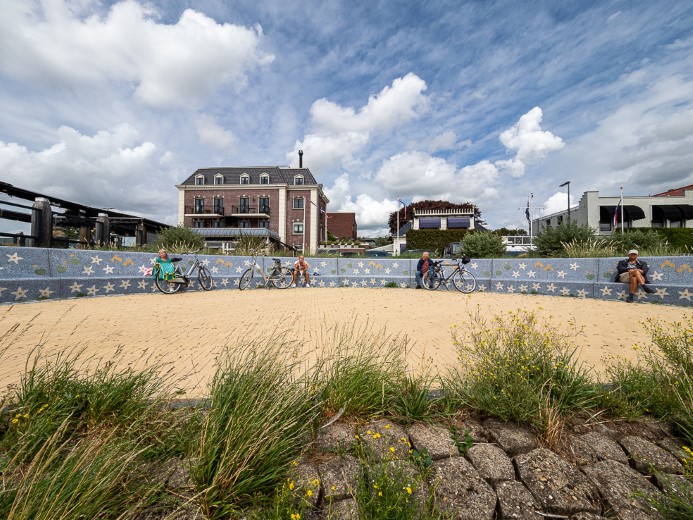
[525, 198, 530, 221]
[613, 200, 621, 228]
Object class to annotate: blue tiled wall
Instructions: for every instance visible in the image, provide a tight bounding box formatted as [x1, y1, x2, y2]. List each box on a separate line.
[1, 248, 691, 306]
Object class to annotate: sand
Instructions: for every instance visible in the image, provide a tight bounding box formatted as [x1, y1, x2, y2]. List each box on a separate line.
[1, 289, 689, 398]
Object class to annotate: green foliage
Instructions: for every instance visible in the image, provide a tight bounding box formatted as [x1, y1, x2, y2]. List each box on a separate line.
[449, 310, 599, 432]
[492, 227, 528, 236]
[644, 227, 693, 251]
[611, 229, 668, 253]
[155, 225, 205, 252]
[233, 233, 270, 256]
[533, 223, 597, 257]
[561, 238, 618, 258]
[312, 323, 406, 418]
[601, 318, 693, 445]
[645, 451, 693, 519]
[461, 232, 506, 258]
[192, 334, 319, 518]
[450, 426, 473, 455]
[390, 372, 442, 424]
[405, 229, 470, 255]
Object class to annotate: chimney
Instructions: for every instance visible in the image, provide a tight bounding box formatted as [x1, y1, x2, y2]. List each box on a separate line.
[298, 149, 303, 168]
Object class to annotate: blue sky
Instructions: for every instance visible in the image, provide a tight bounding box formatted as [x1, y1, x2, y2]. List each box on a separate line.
[1, 0, 692, 236]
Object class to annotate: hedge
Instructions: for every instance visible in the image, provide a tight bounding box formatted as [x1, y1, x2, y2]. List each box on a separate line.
[643, 228, 693, 250]
[405, 229, 471, 255]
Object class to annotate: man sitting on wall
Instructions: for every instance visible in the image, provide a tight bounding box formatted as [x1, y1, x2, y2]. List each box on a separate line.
[292, 256, 310, 288]
[415, 251, 431, 289]
[616, 249, 655, 303]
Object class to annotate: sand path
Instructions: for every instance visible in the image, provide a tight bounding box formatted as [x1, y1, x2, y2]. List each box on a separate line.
[1, 289, 689, 397]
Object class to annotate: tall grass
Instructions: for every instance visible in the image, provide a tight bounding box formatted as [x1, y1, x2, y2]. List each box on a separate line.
[191, 333, 320, 518]
[602, 317, 693, 445]
[310, 321, 408, 418]
[447, 309, 599, 439]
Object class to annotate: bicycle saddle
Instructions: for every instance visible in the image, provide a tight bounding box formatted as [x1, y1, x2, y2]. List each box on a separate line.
[171, 257, 182, 263]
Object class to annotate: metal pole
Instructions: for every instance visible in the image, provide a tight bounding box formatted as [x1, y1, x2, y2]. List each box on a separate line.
[302, 196, 306, 254]
[395, 199, 400, 257]
[567, 182, 571, 224]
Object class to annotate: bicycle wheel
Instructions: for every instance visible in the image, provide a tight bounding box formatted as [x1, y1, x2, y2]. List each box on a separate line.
[155, 276, 183, 294]
[273, 267, 294, 289]
[239, 269, 253, 290]
[453, 269, 477, 293]
[198, 266, 214, 290]
[423, 270, 441, 290]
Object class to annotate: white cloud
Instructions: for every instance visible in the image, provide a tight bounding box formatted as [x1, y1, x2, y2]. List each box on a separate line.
[287, 73, 430, 173]
[498, 107, 565, 166]
[0, 124, 179, 221]
[310, 73, 429, 134]
[540, 191, 573, 217]
[325, 173, 399, 229]
[426, 130, 459, 152]
[196, 114, 235, 150]
[0, 0, 274, 107]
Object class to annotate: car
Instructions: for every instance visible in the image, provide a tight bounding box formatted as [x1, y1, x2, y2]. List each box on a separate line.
[364, 249, 390, 257]
[443, 242, 463, 258]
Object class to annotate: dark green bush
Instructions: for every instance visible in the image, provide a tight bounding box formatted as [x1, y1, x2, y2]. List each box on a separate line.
[461, 232, 505, 258]
[533, 223, 596, 257]
[405, 229, 470, 255]
[611, 229, 667, 253]
[155, 226, 205, 251]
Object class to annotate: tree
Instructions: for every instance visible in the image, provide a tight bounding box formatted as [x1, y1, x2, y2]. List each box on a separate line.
[388, 200, 481, 234]
[492, 227, 528, 236]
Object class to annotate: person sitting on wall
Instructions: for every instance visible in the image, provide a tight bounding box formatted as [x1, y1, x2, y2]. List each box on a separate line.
[415, 251, 431, 289]
[152, 248, 176, 280]
[616, 249, 655, 303]
[292, 255, 310, 288]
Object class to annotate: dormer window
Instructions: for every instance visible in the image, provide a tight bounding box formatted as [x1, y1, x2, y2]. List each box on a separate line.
[194, 175, 205, 185]
[294, 175, 304, 185]
[240, 173, 250, 185]
[214, 174, 224, 185]
[260, 173, 269, 185]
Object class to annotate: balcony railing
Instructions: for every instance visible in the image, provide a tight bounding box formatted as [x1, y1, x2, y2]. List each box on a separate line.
[231, 205, 270, 215]
[185, 205, 223, 215]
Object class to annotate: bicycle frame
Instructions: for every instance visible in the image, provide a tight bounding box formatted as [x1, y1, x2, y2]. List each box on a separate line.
[425, 258, 477, 293]
[239, 256, 292, 290]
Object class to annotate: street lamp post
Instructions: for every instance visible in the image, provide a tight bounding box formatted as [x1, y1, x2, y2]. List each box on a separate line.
[559, 181, 571, 224]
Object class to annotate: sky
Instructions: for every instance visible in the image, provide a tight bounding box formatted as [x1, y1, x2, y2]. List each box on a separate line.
[1, 0, 692, 237]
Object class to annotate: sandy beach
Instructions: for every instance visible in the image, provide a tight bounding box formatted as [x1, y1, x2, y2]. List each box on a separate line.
[1, 289, 689, 398]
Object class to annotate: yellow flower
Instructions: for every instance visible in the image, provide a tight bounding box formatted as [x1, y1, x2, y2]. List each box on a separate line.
[384, 424, 391, 429]
[378, 491, 382, 496]
[292, 460, 298, 466]
[288, 480, 295, 491]
[389, 447, 395, 453]
[306, 489, 313, 497]
[312, 478, 320, 487]
[373, 433, 381, 439]
[291, 514, 301, 520]
[406, 486, 413, 494]
[331, 485, 336, 491]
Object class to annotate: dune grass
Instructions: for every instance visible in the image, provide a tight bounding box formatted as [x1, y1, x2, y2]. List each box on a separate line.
[1, 313, 692, 517]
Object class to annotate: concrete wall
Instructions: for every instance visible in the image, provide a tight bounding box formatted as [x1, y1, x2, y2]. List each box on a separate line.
[1, 247, 692, 306]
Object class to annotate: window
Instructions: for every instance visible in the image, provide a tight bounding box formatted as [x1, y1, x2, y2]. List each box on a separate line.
[260, 174, 269, 185]
[259, 196, 270, 214]
[193, 220, 203, 228]
[194, 198, 204, 213]
[212, 220, 223, 228]
[240, 174, 250, 185]
[239, 220, 250, 228]
[239, 197, 250, 213]
[214, 174, 224, 185]
[293, 197, 304, 209]
[293, 222, 304, 234]
[259, 220, 269, 229]
[294, 175, 304, 185]
[557, 215, 563, 225]
[213, 197, 224, 214]
[194, 175, 204, 185]
[599, 221, 612, 232]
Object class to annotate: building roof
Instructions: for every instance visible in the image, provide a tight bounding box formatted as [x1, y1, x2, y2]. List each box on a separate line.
[179, 167, 320, 186]
[653, 184, 693, 197]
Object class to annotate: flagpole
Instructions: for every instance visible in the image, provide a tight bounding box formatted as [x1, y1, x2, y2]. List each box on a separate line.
[620, 187, 624, 234]
[395, 197, 401, 257]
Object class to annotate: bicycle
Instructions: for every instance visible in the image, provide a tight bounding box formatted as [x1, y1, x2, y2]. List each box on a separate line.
[153, 250, 214, 294]
[238, 256, 293, 290]
[423, 256, 477, 293]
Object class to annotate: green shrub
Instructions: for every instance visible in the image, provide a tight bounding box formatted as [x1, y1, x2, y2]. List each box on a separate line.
[461, 232, 505, 258]
[447, 310, 598, 433]
[647, 228, 693, 251]
[561, 238, 617, 258]
[405, 229, 470, 255]
[155, 226, 205, 252]
[611, 229, 667, 253]
[533, 223, 596, 257]
[602, 317, 693, 445]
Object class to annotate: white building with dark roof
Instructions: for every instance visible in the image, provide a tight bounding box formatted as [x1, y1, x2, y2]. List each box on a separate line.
[531, 185, 693, 235]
